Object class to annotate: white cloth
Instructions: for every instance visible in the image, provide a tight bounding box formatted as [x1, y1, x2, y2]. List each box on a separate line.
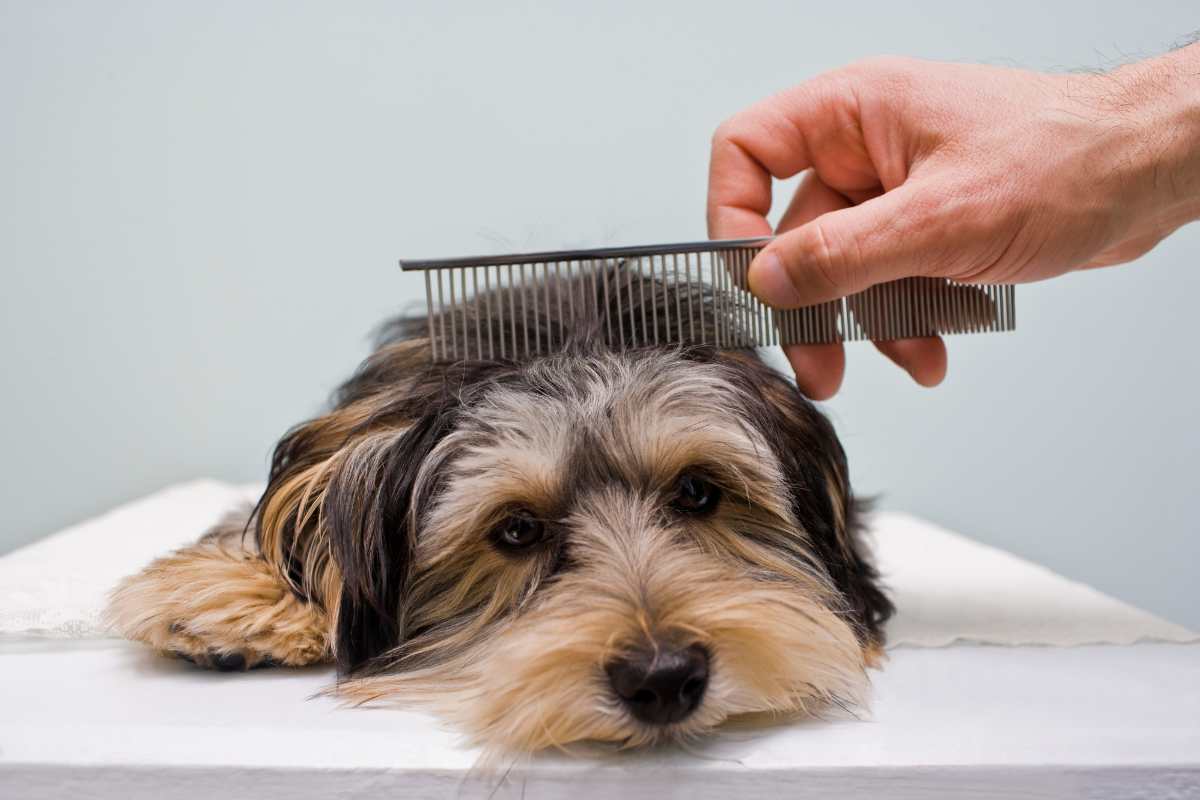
[872, 513, 1196, 646]
[0, 481, 261, 638]
[0, 480, 1194, 646]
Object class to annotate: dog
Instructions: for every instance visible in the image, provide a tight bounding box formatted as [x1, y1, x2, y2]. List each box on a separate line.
[107, 262, 893, 753]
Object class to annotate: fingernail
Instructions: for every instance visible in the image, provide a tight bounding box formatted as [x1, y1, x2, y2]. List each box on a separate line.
[749, 251, 802, 307]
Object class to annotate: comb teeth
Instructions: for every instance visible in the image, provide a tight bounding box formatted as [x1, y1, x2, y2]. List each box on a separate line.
[401, 239, 1015, 362]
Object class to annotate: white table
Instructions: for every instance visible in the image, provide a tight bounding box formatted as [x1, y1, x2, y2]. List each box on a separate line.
[3, 637, 1198, 799]
[2, 485, 1196, 798]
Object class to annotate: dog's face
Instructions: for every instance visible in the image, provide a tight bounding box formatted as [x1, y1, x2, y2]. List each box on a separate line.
[259, 339, 890, 753]
[105, 263, 891, 752]
[249, 265, 892, 754]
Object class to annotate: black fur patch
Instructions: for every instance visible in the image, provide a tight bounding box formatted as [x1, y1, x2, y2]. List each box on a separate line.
[701, 349, 894, 643]
[325, 400, 460, 674]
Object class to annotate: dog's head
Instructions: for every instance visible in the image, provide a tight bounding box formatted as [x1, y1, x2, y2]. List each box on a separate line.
[257, 265, 891, 752]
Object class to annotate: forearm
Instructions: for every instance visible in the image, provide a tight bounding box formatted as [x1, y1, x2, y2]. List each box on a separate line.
[1110, 42, 1200, 228]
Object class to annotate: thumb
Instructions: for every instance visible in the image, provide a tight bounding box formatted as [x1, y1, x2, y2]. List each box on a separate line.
[748, 183, 943, 308]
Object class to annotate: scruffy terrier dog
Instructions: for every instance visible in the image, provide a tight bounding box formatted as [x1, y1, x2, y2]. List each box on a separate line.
[107, 264, 893, 753]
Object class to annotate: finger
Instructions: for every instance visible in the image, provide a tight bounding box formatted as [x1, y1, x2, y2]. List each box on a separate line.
[772, 174, 851, 398]
[748, 182, 940, 308]
[782, 342, 846, 401]
[873, 337, 947, 387]
[706, 122, 776, 240]
[774, 175, 947, 394]
[728, 171, 848, 293]
[776, 170, 851, 233]
[707, 75, 866, 240]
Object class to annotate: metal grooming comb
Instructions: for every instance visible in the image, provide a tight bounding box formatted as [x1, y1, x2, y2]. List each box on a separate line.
[399, 237, 1014, 362]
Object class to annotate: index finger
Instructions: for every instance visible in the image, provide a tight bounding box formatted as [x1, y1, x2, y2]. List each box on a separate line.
[706, 80, 841, 240]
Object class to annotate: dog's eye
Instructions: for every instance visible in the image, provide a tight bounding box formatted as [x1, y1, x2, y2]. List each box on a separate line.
[670, 473, 721, 515]
[493, 511, 546, 552]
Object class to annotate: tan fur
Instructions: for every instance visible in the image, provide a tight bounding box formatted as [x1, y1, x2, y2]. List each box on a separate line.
[340, 488, 867, 753]
[107, 335, 887, 754]
[106, 514, 331, 668]
[862, 641, 887, 669]
[322, 353, 876, 754]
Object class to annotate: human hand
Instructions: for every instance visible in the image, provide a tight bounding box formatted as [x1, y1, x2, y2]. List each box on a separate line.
[708, 48, 1200, 399]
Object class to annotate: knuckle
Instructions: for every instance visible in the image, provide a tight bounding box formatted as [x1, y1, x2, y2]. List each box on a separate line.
[912, 184, 1006, 278]
[847, 55, 924, 101]
[710, 116, 743, 150]
[710, 119, 731, 148]
[905, 191, 946, 229]
[848, 54, 915, 76]
[803, 222, 850, 295]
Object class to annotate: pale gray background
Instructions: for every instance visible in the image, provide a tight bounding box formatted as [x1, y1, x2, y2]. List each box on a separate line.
[2, 1, 1197, 627]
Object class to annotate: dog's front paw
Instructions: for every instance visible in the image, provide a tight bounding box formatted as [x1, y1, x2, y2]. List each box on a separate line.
[105, 538, 331, 670]
[163, 622, 280, 671]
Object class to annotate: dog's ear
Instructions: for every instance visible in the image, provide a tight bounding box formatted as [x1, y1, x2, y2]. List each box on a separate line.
[254, 334, 443, 603]
[324, 403, 457, 674]
[710, 351, 894, 645]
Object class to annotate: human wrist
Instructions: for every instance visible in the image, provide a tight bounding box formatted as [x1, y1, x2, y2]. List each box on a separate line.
[1106, 44, 1200, 225]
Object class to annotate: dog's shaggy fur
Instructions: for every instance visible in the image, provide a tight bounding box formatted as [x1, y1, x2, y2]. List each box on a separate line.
[107, 262, 893, 753]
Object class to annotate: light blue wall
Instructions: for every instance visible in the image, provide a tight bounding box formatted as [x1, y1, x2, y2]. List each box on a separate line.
[2, 1, 1196, 627]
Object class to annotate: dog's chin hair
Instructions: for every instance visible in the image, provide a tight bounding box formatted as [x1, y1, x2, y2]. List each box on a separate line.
[332, 572, 869, 757]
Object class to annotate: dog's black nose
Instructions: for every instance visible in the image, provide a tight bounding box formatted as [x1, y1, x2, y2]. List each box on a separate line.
[605, 643, 709, 725]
